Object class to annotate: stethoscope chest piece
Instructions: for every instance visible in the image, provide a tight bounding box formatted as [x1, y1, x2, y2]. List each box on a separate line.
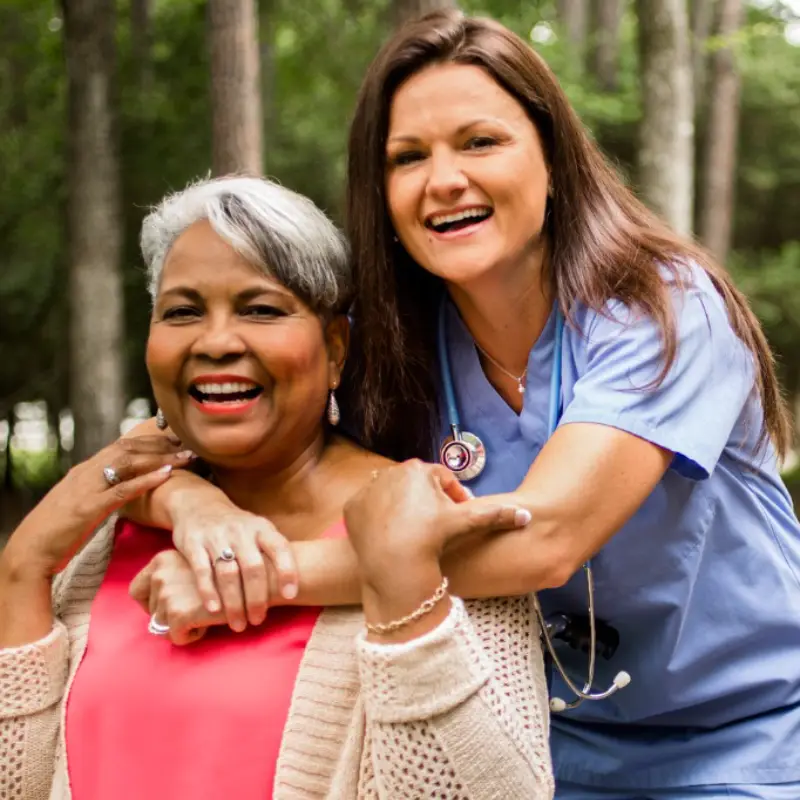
[440, 428, 486, 482]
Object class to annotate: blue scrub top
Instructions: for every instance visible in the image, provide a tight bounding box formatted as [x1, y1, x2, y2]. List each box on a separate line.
[440, 266, 800, 790]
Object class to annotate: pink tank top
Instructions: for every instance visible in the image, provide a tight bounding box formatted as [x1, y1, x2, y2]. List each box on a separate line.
[66, 519, 342, 799]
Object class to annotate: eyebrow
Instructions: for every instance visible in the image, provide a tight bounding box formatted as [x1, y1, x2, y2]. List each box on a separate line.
[387, 118, 500, 145]
[157, 285, 292, 303]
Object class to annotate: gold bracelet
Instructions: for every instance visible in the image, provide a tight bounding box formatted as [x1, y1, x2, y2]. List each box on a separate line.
[365, 577, 450, 635]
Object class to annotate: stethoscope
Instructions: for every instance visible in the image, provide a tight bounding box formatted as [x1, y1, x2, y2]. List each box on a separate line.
[437, 299, 631, 712]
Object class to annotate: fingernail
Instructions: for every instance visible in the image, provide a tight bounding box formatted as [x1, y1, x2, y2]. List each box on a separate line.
[207, 600, 220, 613]
[177, 450, 196, 460]
[232, 621, 246, 633]
[282, 583, 298, 600]
[159, 464, 173, 474]
[463, 487, 474, 498]
[514, 508, 532, 527]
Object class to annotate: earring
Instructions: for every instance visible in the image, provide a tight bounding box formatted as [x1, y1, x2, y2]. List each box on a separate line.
[392, 234, 399, 243]
[156, 408, 168, 430]
[327, 390, 340, 426]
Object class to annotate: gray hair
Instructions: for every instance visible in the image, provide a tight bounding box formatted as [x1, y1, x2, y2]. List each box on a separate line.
[141, 176, 351, 314]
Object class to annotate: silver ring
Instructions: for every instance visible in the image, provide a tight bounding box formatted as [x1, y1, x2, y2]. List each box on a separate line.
[148, 614, 170, 636]
[216, 547, 236, 564]
[102, 465, 121, 487]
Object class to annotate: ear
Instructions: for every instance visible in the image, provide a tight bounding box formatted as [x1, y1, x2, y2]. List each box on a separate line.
[324, 314, 350, 387]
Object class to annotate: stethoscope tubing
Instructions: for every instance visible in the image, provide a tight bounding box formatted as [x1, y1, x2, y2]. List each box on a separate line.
[438, 298, 629, 711]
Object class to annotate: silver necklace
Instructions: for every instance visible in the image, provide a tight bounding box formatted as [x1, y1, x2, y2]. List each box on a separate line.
[474, 343, 527, 394]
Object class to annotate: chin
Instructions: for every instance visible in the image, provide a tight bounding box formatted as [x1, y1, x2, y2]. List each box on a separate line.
[185, 430, 266, 464]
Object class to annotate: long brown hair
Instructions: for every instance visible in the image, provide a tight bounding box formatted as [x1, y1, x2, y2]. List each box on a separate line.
[342, 10, 790, 462]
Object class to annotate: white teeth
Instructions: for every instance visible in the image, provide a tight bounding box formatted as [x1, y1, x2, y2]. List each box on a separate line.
[195, 381, 257, 394]
[429, 208, 491, 228]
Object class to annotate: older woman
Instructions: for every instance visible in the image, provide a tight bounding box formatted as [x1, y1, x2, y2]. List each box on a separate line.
[129, 11, 800, 800]
[0, 176, 553, 799]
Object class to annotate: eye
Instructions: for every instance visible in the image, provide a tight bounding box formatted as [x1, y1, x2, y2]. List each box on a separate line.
[241, 304, 287, 319]
[161, 305, 200, 321]
[465, 136, 498, 151]
[388, 149, 426, 167]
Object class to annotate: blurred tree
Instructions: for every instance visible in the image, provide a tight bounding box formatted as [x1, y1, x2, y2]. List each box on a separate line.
[690, 0, 715, 107]
[556, 0, 588, 55]
[61, 0, 125, 461]
[588, 0, 622, 91]
[636, 0, 694, 234]
[393, 0, 457, 26]
[699, 0, 744, 262]
[208, 0, 263, 175]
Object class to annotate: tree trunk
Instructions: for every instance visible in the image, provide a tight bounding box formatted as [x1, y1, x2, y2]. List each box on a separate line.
[393, 0, 456, 26]
[636, 0, 694, 235]
[699, 0, 743, 262]
[690, 0, 715, 109]
[208, 0, 263, 176]
[588, 0, 622, 91]
[556, 0, 588, 52]
[62, 0, 125, 462]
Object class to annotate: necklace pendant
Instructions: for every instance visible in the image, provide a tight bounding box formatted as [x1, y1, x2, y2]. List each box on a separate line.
[518, 383, 525, 394]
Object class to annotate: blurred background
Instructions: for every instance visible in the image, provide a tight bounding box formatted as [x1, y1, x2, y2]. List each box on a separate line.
[1, 0, 799, 539]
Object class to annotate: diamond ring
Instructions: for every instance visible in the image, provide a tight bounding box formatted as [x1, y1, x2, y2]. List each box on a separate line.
[102, 465, 121, 487]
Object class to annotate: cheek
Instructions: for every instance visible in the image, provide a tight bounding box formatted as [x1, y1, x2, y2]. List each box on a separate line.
[145, 328, 180, 383]
[261, 329, 328, 385]
[386, 174, 418, 232]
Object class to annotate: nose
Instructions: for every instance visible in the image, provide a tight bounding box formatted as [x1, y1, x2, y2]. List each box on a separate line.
[425, 148, 468, 201]
[190, 314, 247, 362]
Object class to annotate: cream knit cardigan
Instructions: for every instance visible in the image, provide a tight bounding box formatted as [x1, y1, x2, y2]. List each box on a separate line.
[0, 517, 554, 799]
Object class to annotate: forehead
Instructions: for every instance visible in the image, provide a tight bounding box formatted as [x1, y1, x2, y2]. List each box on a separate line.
[388, 63, 530, 135]
[158, 220, 285, 295]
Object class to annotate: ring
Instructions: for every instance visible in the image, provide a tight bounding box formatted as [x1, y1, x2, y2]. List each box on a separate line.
[102, 465, 121, 487]
[148, 614, 170, 636]
[216, 547, 236, 564]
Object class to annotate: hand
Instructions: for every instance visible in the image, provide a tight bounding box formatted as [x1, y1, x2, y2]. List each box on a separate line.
[344, 460, 531, 594]
[168, 492, 298, 632]
[1, 436, 194, 580]
[129, 549, 230, 645]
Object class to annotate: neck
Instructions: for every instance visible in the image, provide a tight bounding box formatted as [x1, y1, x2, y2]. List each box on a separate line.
[211, 433, 328, 525]
[209, 434, 381, 541]
[448, 246, 551, 376]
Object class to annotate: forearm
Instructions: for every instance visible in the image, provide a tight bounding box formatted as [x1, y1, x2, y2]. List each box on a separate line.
[0, 552, 55, 647]
[286, 517, 553, 611]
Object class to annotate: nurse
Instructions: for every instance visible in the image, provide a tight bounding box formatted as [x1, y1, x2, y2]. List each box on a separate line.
[128, 10, 800, 799]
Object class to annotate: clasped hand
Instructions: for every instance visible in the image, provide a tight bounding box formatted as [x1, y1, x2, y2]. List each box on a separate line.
[131, 460, 531, 644]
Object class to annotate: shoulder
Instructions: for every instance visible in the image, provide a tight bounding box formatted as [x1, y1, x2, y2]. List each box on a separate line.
[570, 262, 747, 363]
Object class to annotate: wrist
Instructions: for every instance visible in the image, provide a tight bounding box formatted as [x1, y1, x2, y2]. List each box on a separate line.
[165, 482, 227, 522]
[0, 544, 56, 584]
[361, 561, 447, 644]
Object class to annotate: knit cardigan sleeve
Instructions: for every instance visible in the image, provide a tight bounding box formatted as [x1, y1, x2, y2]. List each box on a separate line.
[0, 617, 69, 799]
[355, 595, 554, 799]
[0, 516, 116, 800]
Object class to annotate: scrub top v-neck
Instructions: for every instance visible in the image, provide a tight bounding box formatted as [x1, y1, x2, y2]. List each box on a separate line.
[438, 266, 800, 791]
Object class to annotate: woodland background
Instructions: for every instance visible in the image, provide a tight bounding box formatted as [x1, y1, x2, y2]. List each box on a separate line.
[1, 0, 799, 534]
